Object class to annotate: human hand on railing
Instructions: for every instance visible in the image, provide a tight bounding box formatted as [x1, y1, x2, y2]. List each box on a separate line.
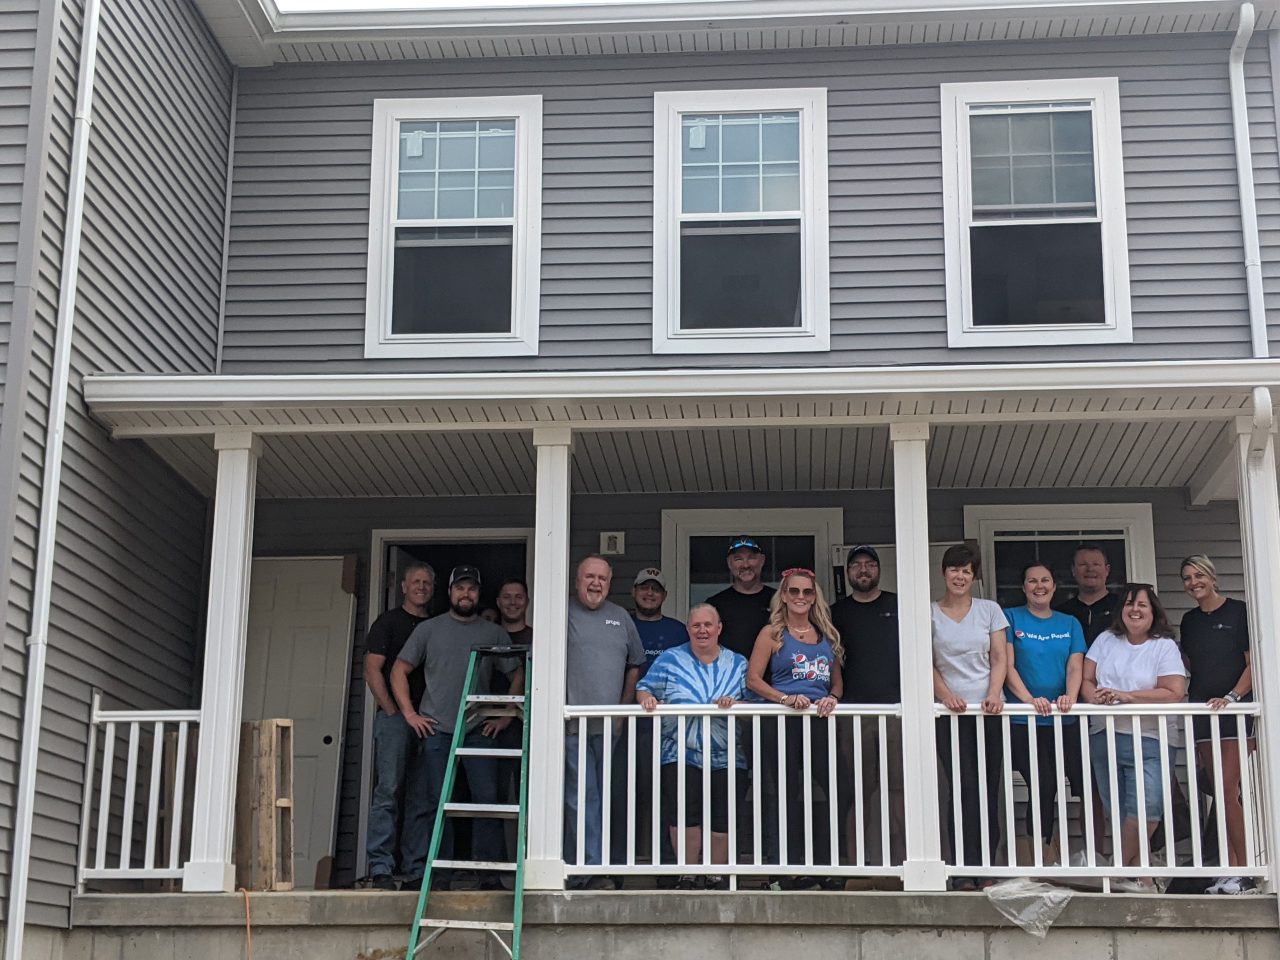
[1092, 686, 1127, 705]
[1207, 696, 1231, 710]
[1029, 696, 1053, 716]
[1055, 694, 1076, 713]
[404, 712, 437, 737]
[981, 695, 1004, 715]
[815, 695, 838, 718]
[940, 693, 966, 713]
[638, 693, 660, 712]
[714, 696, 735, 709]
[783, 693, 811, 711]
[480, 716, 512, 737]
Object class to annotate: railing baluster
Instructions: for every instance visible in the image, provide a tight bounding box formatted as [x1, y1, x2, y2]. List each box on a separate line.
[95, 722, 116, 872]
[702, 715, 712, 869]
[1237, 714, 1257, 869]
[1131, 715, 1149, 870]
[1211, 712, 1228, 871]
[170, 721, 190, 871]
[625, 714, 636, 870]
[1105, 717, 1121, 872]
[76, 692, 102, 891]
[1157, 716, 1174, 872]
[677, 715, 687, 866]
[752, 714, 762, 867]
[1052, 715, 1066, 867]
[727, 714, 737, 887]
[1080, 711, 1096, 869]
[1027, 718, 1042, 868]
[144, 721, 164, 871]
[852, 715, 865, 867]
[651, 713, 661, 875]
[949, 713, 963, 869]
[601, 715, 612, 867]
[801, 715, 814, 868]
[877, 713, 889, 869]
[976, 713, 990, 868]
[119, 721, 141, 869]
[1184, 713, 1203, 870]
[777, 715, 788, 868]
[828, 714, 839, 870]
[576, 716, 587, 867]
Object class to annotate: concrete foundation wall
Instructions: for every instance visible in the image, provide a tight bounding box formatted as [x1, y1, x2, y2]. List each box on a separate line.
[4, 891, 1271, 960]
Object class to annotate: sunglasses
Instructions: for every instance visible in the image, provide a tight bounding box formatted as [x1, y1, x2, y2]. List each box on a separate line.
[785, 586, 816, 598]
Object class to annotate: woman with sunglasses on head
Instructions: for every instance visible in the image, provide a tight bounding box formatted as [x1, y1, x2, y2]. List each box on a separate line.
[1082, 583, 1186, 892]
[747, 567, 844, 888]
[1179, 555, 1255, 895]
[931, 543, 1008, 891]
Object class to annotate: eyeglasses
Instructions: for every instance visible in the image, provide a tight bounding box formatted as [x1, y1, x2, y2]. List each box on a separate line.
[785, 586, 816, 598]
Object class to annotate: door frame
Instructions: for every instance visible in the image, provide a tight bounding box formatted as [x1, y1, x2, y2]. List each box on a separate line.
[247, 554, 357, 890]
[660, 507, 844, 617]
[356, 527, 535, 877]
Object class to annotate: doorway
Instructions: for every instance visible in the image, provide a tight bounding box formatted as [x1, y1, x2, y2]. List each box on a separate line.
[355, 527, 534, 878]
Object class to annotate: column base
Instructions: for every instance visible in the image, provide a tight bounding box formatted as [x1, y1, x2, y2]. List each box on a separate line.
[902, 859, 947, 891]
[182, 859, 236, 892]
[522, 857, 566, 890]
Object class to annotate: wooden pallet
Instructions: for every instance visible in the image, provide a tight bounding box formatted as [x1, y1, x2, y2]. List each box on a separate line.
[234, 719, 295, 892]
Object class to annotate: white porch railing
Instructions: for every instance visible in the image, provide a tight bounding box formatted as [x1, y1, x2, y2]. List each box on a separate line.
[563, 704, 902, 886]
[562, 701, 1266, 890]
[77, 691, 201, 887]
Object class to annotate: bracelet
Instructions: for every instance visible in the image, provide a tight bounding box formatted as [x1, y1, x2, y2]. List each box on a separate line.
[779, 694, 789, 705]
[1225, 690, 1242, 703]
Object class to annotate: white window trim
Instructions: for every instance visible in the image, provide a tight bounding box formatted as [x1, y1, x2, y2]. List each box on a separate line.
[660, 507, 843, 616]
[652, 88, 830, 355]
[962, 502, 1155, 602]
[940, 77, 1132, 349]
[364, 95, 542, 359]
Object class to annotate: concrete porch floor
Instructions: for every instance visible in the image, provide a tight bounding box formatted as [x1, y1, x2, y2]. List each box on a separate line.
[16, 888, 1269, 960]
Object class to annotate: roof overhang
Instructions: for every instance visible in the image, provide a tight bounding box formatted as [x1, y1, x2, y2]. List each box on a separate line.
[193, 0, 1277, 66]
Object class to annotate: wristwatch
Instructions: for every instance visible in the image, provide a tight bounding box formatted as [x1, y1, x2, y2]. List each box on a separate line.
[1225, 690, 1242, 703]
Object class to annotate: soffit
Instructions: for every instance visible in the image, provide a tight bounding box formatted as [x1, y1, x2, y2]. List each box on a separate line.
[190, 0, 1273, 66]
[143, 417, 1233, 499]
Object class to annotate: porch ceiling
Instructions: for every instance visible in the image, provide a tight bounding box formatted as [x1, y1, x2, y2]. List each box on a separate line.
[144, 418, 1233, 499]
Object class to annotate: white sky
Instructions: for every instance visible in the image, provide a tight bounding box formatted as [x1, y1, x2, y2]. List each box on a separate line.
[275, 0, 716, 11]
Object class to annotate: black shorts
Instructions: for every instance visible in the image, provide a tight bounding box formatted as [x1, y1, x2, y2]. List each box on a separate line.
[659, 764, 737, 833]
[1192, 712, 1254, 743]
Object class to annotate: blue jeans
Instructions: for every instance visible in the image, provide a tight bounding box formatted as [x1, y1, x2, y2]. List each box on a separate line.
[404, 727, 504, 878]
[367, 711, 429, 878]
[564, 731, 606, 869]
[1091, 732, 1168, 822]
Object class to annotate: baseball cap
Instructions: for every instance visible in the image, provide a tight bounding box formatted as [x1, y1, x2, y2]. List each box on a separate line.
[727, 537, 763, 555]
[848, 545, 880, 564]
[633, 567, 667, 590]
[448, 565, 482, 587]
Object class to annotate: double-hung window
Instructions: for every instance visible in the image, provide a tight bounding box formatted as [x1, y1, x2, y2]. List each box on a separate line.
[652, 89, 830, 354]
[365, 96, 542, 358]
[940, 78, 1130, 348]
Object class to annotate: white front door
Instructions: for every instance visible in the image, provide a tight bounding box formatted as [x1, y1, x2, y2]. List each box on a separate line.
[243, 556, 355, 890]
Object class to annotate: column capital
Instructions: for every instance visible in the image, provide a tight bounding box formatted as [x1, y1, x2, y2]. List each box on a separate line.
[532, 426, 574, 449]
[889, 421, 930, 443]
[213, 429, 262, 456]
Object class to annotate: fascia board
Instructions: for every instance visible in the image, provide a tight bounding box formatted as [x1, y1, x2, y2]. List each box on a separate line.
[84, 358, 1280, 412]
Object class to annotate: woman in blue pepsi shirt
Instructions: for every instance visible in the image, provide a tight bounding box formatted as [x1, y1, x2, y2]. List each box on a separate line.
[637, 603, 748, 889]
[1003, 563, 1086, 866]
[746, 568, 844, 887]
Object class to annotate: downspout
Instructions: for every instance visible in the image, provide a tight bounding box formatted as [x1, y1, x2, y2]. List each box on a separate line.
[1229, 2, 1268, 358]
[3, 0, 103, 954]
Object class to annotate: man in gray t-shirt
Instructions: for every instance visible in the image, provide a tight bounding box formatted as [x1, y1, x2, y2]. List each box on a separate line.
[564, 556, 645, 884]
[390, 565, 525, 887]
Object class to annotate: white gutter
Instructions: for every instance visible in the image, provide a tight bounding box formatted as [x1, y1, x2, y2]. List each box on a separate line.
[3, 0, 102, 953]
[1229, 1, 1269, 358]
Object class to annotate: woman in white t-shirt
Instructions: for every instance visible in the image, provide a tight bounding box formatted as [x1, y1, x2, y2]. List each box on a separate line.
[931, 543, 1008, 890]
[1082, 584, 1186, 890]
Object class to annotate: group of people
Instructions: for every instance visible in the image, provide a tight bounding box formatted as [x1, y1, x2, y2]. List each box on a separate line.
[363, 537, 1255, 896]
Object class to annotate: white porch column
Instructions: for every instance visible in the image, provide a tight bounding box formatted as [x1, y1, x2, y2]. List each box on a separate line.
[524, 426, 573, 889]
[1233, 391, 1280, 890]
[891, 421, 946, 890]
[183, 430, 261, 892]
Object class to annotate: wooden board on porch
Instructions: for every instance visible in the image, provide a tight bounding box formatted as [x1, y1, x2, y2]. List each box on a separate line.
[234, 719, 295, 892]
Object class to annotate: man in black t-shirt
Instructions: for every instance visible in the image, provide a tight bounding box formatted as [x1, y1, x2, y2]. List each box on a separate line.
[830, 545, 904, 872]
[707, 537, 776, 659]
[1055, 543, 1121, 647]
[363, 562, 433, 889]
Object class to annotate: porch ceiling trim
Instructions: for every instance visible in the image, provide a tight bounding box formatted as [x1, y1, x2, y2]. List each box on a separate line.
[85, 358, 1280, 438]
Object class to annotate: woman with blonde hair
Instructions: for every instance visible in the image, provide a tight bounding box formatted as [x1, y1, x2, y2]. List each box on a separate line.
[747, 568, 844, 887]
[1179, 555, 1255, 894]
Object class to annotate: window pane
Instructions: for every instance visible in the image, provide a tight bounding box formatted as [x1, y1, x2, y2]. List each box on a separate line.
[680, 110, 800, 215]
[970, 105, 1096, 218]
[969, 222, 1104, 326]
[679, 221, 801, 330]
[991, 535, 1128, 608]
[689, 534, 816, 605]
[397, 117, 517, 224]
[390, 225, 513, 335]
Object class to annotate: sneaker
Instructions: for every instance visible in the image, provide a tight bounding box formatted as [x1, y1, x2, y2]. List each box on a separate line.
[369, 873, 397, 891]
[705, 875, 729, 890]
[675, 875, 700, 890]
[1210, 876, 1257, 895]
[1111, 878, 1156, 894]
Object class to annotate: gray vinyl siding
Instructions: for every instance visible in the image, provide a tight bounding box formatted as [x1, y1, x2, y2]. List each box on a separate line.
[253, 485, 1241, 887]
[3, 0, 231, 927]
[222, 32, 1277, 374]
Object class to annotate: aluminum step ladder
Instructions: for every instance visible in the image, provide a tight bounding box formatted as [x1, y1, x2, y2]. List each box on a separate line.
[407, 646, 530, 959]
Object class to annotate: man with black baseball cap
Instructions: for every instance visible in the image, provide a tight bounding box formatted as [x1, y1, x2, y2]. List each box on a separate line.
[391, 565, 523, 890]
[707, 537, 775, 660]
